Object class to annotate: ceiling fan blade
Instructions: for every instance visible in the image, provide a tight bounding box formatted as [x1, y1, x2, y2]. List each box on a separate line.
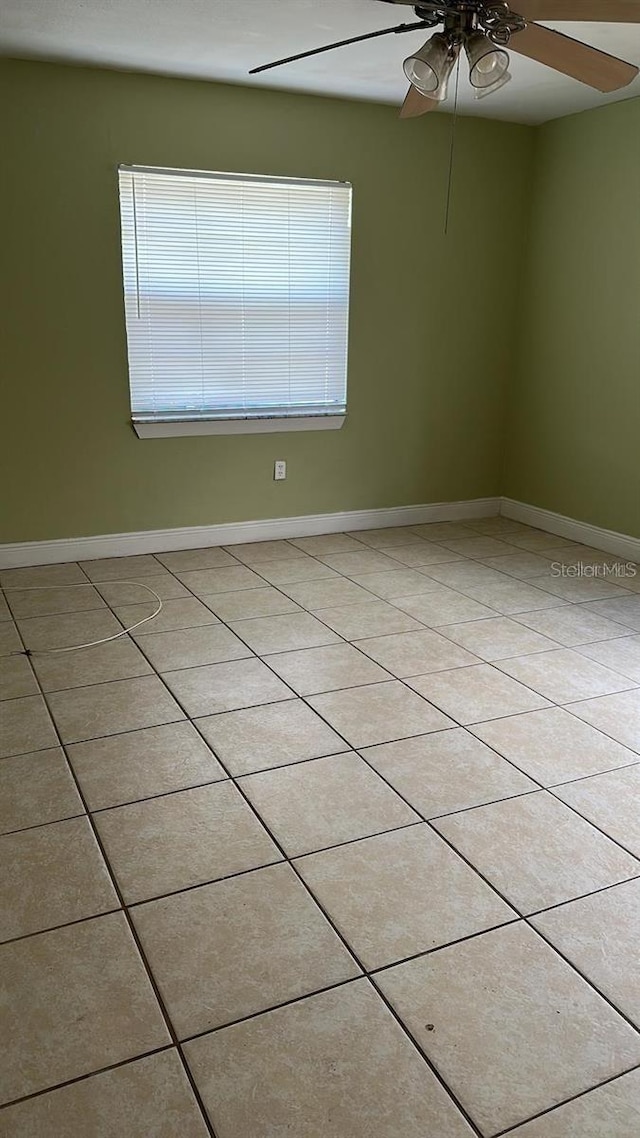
[510, 23, 639, 90]
[249, 21, 428, 74]
[400, 86, 439, 117]
[514, 1, 640, 21]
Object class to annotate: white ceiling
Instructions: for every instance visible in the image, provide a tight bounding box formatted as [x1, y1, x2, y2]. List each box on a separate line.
[1, 0, 639, 124]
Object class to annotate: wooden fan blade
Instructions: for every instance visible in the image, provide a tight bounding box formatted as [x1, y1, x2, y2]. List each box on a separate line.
[510, 23, 639, 90]
[400, 86, 439, 117]
[514, 1, 640, 21]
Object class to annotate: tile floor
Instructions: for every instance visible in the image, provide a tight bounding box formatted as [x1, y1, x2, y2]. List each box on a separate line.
[1, 517, 640, 1136]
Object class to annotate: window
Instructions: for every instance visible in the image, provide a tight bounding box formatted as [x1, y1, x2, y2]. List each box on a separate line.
[118, 165, 352, 437]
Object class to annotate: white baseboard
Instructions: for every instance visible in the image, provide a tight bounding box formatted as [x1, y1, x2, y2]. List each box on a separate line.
[0, 497, 501, 569]
[5, 496, 636, 571]
[502, 498, 640, 563]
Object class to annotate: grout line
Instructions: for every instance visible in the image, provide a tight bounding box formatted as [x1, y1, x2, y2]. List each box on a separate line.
[2, 617, 219, 1136]
[491, 1062, 640, 1136]
[3, 533, 640, 1131]
[523, 871, 640, 919]
[119, 578, 491, 1133]
[0, 1046, 176, 1114]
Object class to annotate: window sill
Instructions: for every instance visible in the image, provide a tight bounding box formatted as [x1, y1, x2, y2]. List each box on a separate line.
[133, 416, 346, 438]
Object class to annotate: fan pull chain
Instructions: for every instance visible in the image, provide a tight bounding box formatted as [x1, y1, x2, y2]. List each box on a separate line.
[444, 54, 461, 236]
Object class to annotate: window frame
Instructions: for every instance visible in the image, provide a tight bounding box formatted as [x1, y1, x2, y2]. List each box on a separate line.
[117, 165, 352, 438]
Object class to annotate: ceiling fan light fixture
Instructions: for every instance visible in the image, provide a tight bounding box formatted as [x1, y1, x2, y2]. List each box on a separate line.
[465, 30, 510, 91]
[473, 69, 512, 99]
[403, 33, 459, 101]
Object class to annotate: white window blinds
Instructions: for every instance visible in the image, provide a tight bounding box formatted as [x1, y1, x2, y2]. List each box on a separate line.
[118, 166, 352, 424]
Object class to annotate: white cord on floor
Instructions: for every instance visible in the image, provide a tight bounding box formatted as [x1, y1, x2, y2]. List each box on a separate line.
[1, 581, 163, 654]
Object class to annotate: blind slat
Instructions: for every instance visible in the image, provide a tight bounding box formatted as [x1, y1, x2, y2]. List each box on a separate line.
[118, 167, 352, 421]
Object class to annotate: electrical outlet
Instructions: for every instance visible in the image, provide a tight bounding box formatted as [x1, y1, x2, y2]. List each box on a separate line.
[274, 460, 287, 481]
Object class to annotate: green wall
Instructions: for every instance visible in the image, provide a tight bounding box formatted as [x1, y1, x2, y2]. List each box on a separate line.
[504, 97, 640, 537]
[0, 58, 533, 543]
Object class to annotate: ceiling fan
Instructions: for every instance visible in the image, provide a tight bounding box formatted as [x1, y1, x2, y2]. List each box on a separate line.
[249, 1, 640, 118]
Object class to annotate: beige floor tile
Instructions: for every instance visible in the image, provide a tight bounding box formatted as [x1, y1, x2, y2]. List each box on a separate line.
[583, 596, 640, 633]
[497, 649, 635, 703]
[313, 601, 424, 640]
[317, 549, 406, 576]
[394, 587, 497, 627]
[240, 752, 417, 856]
[133, 863, 359, 1037]
[434, 791, 639, 914]
[174, 565, 265, 596]
[471, 707, 639, 785]
[0, 816, 119, 942]
[68, 721, 226, 810]
[48, 675, 185, 744]
[376, 922, 640, 1137]
[266, 643, 389, 696]
[478, 552, 555, 579]
[290, 533, 366, 555]
[33, 637, 152, 692]
[0, 622, 22, 656]
[203, 586, 300, 621]
[439, 536, 517, 559]
[570, 690, 640, 751]
[0, 911, 170, 1104]
[134, 624, 252, 671]
[0, 1050, 210, 1137]
[96, 574, 191, 605]
[437, 617, 558, 662]
[455, 579, 566, 615]
[354, 629, 479, 678]
[515, 605, 634, 647]
[310, 681, 455, 748]
[0, 653, 38, 699]
[0, 563, 86, 588]
[544, 546, 631, 570]
[384, 543, 465, 568]
[0, 592, 10, 621]
[347, 568, 442, 599]
[226, 539, 308, 566]
[466, 518, 532, 536]
[18, 609, 123, 651]
[0, 747, 83, 834]
[502, 532, 578, 553]
[79, 555, 163, 581]
[156, 546, 238, 571]
[163, 658, 293, 717]
[420, 562, 508, 589]
[228, 611, 341, 654]
[555, 765, 640, 857]
[5, 584, 106, 618]
[363, 728, 536, 818]
[197, 699, 347, 776]
[95, 781, 280, 903]
[296, 825, 514, 969]
[538, 577, 632, 603]
[408, 664, 550, 725]
[115, 597, 219, 635]
[184, 980, 474, 1138]
[345, 527, 425, 549]
[256, 557, 339, 585]
[0, 694, 58, 758]
[532, 879, 640, 1029]
[507, 1068, 640, 1137]
[579, 635, 640, 683]
[279, 577, 373, 609]
[410, 522, 478, 541]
